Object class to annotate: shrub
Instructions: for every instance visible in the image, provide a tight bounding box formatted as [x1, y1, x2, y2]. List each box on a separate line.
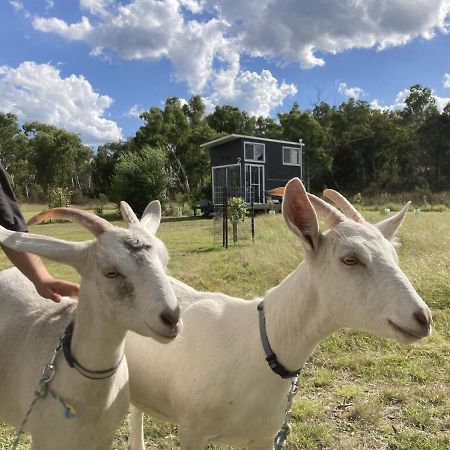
[353, 192, 363, 206]
[228, 197, 248, 243]
[110, 146, 168, 217]
[48, 187, 72, 209]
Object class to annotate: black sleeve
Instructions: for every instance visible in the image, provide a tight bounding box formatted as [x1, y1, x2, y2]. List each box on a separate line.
[0, 164, 28, 232]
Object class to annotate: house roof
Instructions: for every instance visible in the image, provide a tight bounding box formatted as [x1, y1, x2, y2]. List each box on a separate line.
[200, 134, 303, 148]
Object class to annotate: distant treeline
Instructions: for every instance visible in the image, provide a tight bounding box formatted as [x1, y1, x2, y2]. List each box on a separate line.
[1, 84, 449, 208]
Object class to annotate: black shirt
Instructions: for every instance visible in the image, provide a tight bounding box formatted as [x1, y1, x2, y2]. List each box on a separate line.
[0, 164, 27, 232]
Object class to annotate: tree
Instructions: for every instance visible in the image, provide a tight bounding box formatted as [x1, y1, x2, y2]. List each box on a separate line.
[206, 105, 283, 139]
[23, 122, 93, 194]
[400, 84, 438, 126]
[0, 112, 26, 171]
[135, 96, 217, 196]
[91, 140, 135, 196]
[110, 146, 168, 216]
[278, 103, 331, 191]
[0, 112, 34, 199]
[417, 107, 450, 190]
[206, 105, 255, 135]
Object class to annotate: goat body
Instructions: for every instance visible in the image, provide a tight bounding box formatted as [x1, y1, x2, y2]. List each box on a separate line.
[126, 179, 432, 450]
[0, 203, 181, 450]
[0, 270, 129, 450]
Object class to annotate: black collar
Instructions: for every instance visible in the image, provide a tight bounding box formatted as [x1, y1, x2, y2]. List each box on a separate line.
[257, 301, 301, 379]
[62, 321, 124, 380]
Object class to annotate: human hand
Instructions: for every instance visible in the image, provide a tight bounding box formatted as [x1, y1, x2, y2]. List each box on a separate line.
[35, 278, 80, 303]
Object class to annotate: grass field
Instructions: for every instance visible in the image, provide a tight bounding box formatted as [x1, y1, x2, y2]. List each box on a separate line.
[0, 204, 449, 450]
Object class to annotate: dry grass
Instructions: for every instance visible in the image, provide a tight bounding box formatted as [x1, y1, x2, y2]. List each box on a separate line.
[0, 205, 449, 450]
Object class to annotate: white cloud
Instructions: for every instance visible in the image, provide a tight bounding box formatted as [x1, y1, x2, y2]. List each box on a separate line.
[80, 0, 113, 17]
[0, 62, 122, 145]
[434, 94, 450, 110]
[9, 0, 30, 18]
[204, 69, 297, 117]
[29, 0, 450, 116]
[126, 104, 145, 118]
[443, 73, 450, 88]
[216, 0, 450, 67]
[338, 82, 365, 100]
[370, 88, 450, 112]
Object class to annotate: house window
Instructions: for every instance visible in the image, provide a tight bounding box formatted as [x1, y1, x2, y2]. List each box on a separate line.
[283, 146, 300, 166]
[244, 142, 265, 162]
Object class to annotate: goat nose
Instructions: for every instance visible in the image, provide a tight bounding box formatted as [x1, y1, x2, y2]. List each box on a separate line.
[160, 306, 181, 329]
[413, 308, 432, 329]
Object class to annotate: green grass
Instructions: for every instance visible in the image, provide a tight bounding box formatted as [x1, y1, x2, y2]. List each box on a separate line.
[1, 206, 449, 449]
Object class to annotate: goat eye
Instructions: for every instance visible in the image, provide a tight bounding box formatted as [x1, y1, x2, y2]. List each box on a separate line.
[342, 256, 358, 266]
[104, 271, 121, 278]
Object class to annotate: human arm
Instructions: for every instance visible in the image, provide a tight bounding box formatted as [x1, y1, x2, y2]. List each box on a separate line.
[1, 245, 79, 302]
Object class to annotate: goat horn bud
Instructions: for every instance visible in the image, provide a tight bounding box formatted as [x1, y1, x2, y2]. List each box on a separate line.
[323, 189, 365, 223]
[307, 193, 346, 228]
[27, 208, 112, 237]
[119, 201, 139, 225]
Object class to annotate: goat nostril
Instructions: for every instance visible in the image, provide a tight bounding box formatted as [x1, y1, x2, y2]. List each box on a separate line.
[160, 309, 180, 329]
[414, 309, 430, 328]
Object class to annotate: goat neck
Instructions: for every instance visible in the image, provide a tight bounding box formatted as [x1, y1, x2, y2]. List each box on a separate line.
[69, 281, 126, 375]
[262, 261, 338, 374]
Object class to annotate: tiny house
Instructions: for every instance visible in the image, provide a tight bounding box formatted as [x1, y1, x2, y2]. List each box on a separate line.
[201, 134, 304, 205]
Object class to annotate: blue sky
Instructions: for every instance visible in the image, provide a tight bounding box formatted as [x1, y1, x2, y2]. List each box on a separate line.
[1, 0, 449, 146]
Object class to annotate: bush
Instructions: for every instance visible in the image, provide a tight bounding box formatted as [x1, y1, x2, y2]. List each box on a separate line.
[48, 187, 72, 209]
[110, 146, 168, 217]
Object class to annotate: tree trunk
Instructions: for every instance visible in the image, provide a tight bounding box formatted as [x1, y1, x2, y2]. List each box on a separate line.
[166, 143, 190, 194]
[232, 222, 238, 243]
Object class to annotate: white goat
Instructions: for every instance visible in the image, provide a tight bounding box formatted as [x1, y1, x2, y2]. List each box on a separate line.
[125, 178, 432, 450]
[0, 202, 181, 450]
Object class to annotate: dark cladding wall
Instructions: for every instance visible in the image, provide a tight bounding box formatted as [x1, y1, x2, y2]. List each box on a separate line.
[210, 140, 242, 167]
[262, 140, 302, 190]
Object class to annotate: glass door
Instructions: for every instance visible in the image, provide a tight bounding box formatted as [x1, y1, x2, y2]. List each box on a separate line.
[245, 164, 265, 204]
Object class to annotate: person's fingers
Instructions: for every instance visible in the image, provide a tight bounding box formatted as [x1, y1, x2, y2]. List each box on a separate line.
[37, 284, 62, 303]
[49, 291, 63, 303]
[50, 280, 80, 297]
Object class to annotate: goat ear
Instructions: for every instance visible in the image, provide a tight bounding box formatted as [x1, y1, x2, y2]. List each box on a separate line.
[375, 202, 411, 240]
[0, 227, 88, 271]
[140, 200, 161, 234]
[282, 178, 319, 252]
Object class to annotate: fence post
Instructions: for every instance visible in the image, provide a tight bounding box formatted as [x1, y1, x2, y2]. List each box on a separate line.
[251, 193, 255, 242]
[223, 186, 228, 249]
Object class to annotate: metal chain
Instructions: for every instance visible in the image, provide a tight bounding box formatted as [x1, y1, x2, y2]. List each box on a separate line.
[274, 375, 299, 450]
[10, 330, 76, 450]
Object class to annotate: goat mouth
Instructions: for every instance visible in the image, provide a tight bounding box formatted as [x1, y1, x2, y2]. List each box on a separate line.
[143, 319, 179, 340]
[388, 320, 425, 340]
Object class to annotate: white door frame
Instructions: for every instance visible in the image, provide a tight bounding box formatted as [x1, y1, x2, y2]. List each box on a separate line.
[244, 163, 265, 204]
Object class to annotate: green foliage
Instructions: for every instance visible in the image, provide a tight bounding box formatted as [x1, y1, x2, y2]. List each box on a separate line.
[206, 104, 282, 138]
[1, 83, 450, 205]
[23, 121, 93, 194]
[48, 187, 72, 209]
[227, 197, 248, 224]
[110, 146, 168, 216]
[353, 192, 363, 205]
[278, 103, 331, 190]
[91, 140, 135, 197]
[134, 96, 217, 196]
